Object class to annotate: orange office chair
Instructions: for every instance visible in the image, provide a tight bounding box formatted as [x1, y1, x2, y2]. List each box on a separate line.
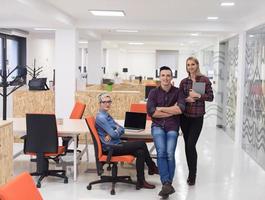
[24, 113, 68, 188]
[0, 172, 43, 200]
[130, 103, 151, 120]
[85, 116, 136, 195]
[63, 102, 86, 151]
[69, 102, 86, 119]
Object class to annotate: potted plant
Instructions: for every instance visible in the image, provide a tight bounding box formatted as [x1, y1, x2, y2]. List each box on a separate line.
[106, 81, 114, 91]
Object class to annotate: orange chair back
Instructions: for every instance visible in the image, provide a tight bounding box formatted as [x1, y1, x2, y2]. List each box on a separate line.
[70, 102, 86, 119]
[130, 103, 151, 120]
[0, 172, 43, 200]
[85, 116, 103, 159]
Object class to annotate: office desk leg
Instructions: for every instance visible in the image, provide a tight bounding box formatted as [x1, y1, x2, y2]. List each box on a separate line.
[85, 134, 89, 163]
[73, 135, 77, 181]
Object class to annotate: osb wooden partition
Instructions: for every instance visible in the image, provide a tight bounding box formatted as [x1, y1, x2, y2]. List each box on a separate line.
[13, 90, 55, 117]
[76, 90, 142, 119]
[86, 84, 145, 100]
[0, 121, 13, 185]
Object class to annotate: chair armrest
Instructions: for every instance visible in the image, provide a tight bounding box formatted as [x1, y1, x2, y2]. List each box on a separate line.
[20, 135, 27, 140]
[105, 143, 123, 164]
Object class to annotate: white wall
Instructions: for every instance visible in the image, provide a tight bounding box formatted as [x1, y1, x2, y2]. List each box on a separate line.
[106, 49, 156, 79]
[126, 51, 156, 78]
[27, 34, 55, 82]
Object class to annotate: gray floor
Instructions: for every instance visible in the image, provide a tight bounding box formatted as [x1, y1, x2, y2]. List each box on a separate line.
[13, 123, 265, 200]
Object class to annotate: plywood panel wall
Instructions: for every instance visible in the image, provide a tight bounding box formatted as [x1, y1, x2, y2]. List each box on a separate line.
[0, 121, 13, 185]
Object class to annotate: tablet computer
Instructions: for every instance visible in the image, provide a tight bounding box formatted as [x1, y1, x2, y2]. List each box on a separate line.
[192, 82, 205, 95]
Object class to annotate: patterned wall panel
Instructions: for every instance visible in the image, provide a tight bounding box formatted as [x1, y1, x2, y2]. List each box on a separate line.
[201, 47, 220, 125]
[243, 26, 265, 169]
[216, 37, 238, 140]
[216, 44, 226, 127]
[224, 37, 238, 140]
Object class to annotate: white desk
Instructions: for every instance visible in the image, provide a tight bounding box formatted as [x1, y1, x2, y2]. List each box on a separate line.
[10, 118, 89, 181]
[116, 120, 152, 139]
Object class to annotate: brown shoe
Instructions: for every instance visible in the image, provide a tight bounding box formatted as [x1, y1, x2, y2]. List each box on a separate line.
[158, 183, 175, 196]
[136, 180, 156, 190]
[148, 164, 159, 175]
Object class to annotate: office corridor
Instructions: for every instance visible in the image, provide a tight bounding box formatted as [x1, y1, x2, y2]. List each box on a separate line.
[13, 122, 265, 200]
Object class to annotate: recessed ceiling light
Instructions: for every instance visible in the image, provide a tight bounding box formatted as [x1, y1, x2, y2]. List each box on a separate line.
[34, 28, 56, 31]
[207, 16, 219, 20]
[220, 2, 235, 7]
[116, 29, 138, 33]
[128, 42, 144, 45]
[89, 10, 125, 17]
[190, 33, 199, 36]
[79, 41, 88, 44]
[249, 35, 254, 38]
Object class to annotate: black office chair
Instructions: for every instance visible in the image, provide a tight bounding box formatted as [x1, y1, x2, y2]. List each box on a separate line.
[24, 113, 68, 188]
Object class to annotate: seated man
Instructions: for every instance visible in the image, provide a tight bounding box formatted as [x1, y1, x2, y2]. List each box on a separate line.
[95, 93, 158, 189]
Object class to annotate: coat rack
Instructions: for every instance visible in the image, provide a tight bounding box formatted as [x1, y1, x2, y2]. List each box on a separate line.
[0, 39, 27, 120]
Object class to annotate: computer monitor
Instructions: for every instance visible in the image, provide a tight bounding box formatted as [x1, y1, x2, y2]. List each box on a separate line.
[102, 78, 113, 84]
[145, 85, 157, 99]
[28, 78, 49, 90]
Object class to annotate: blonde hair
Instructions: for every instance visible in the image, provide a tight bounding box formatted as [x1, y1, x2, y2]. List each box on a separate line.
[186, 56, 203, 77]
[98, 93, 111, 103]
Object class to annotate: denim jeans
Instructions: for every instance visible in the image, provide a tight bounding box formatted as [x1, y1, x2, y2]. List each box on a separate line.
[151, 126, 178, 184]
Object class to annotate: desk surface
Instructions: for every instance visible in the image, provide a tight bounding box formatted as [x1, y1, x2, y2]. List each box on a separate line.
[0, 120, 12, 128]
[10, 118, 89, 137]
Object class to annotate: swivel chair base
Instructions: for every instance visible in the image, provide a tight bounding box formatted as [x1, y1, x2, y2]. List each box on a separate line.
[31, 170, 68, 188]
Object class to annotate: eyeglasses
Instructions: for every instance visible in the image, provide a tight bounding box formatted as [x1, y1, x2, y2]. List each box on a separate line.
[101, 100, 112, 104]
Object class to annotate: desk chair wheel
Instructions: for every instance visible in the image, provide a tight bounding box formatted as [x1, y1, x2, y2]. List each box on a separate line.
[36, 182, 41, 188]
[87, 185, 92, 190]
[107, 164, 111, 171]
[64, 177, 68, 184]
[111, 189, 115, 195]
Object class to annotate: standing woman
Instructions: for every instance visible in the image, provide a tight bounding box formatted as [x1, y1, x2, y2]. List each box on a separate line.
[179, 57, 214, 186]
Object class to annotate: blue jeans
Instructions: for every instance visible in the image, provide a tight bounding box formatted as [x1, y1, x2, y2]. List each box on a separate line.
[151, 126, 178, 184]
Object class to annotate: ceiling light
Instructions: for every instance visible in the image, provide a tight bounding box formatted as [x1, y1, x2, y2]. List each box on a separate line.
[207, 16, 219, 20]
[116, 29, 138, 33]
[249, 35, 254, 38]
[89, 10, 125, 16]
[220, 2, 235, 7]
[190, 33, 199, 36]
[128, 42, 144, 45]
[79, 41, 88, 44]
[34, 28, 56, 31]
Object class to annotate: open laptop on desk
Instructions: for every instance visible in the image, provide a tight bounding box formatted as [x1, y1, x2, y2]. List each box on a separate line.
[124, 112, 147, 132]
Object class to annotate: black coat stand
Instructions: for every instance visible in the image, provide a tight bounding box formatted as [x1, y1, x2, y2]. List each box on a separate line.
[0, 40, 26, 120]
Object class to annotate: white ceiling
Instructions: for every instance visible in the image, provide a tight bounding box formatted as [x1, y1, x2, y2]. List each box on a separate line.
[1, 0, 265, 50]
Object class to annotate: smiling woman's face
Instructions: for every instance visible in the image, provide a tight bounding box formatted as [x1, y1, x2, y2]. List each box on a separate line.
[186, 59, 198, 75]
[99, 96, 112, 112]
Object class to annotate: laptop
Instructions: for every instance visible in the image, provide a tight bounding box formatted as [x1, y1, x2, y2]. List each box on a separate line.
[192, 82, 206, 95]
[124, 112, 147, 131]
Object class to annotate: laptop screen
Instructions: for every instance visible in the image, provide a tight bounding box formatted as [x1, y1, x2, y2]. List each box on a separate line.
[124, 112, 147, 130]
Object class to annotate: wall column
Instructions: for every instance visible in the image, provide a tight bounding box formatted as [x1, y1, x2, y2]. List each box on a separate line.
[55, 29, 78, 118]
[86, 40, 103, 84]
